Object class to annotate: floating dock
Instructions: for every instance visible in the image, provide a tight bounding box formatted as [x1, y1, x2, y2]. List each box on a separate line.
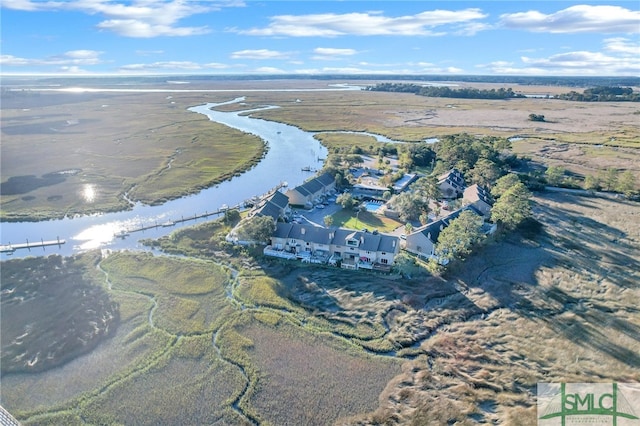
[0, 238, 66, 254]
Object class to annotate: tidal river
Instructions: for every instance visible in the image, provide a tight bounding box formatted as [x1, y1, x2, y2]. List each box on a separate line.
[1, 97, 328, 259]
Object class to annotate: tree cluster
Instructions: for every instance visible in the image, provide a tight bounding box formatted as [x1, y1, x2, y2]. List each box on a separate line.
[367, 83, 524, 100]
[556, 86, 639, 102]
[490, 174, 533, 230]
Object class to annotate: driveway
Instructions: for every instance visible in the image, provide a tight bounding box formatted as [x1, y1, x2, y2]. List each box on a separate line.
[293, 202, 343, 227]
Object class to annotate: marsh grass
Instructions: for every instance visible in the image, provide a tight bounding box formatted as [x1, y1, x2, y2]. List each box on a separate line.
[240, 319, 403, 426]
[1, 93, 265, 221]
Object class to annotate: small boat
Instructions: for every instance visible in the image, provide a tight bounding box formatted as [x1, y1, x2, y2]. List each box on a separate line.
[161, 221, 175, 227]
[114, 230, 130, 239]
[220, 204, 229, 211]
[301, 166, 315, 172]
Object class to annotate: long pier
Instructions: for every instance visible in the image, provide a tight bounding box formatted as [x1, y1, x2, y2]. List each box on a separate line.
[116, 205, 242, 237]
[115, 181, 289, 238]
[0, 237, 66, 254]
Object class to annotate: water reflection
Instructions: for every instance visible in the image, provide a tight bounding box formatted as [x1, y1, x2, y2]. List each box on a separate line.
[81, 184, 96, 203]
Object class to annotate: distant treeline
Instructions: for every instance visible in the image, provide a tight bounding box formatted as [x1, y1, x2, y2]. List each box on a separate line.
[368, 83, 639, 102]
[367, 83, 525, 99]
[556, 86, 640, 102]
[2, 74, 639, 89]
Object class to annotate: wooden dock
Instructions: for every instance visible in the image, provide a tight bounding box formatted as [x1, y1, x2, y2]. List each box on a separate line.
[115, 181, 289, 238]
[0, 238, 66, 254]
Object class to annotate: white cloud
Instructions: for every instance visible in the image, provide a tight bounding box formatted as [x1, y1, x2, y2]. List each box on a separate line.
[500, 5, 640, 34]
[231, 49, 292, 59]
[312, 47, 357, 60]
[314, 48, 357, 56]
[603, 37, 640, 56]
[0, 50, 104, 67]
[119, 61, 204, 71]
[118, 60, 233, 73]
[2, 0, 243, 37]
[96, 20, 209, 37]
[237, 8, 488, 37]
[253, 67, 287, 74]
[480, 45, 640, 76]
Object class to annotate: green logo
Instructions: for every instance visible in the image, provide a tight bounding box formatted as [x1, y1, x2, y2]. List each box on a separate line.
[538, 383, 639, 425]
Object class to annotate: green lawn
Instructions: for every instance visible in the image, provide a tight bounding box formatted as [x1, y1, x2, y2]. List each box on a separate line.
[330, 208, 402, 233]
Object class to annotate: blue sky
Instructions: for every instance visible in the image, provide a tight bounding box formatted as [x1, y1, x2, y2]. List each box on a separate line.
[1, 1, 639, 76]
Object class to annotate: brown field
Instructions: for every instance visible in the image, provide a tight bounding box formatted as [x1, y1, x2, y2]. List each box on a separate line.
[2, 80, 639, 221]
[1, 190, 638, 424]
[1, 79, 639, 424]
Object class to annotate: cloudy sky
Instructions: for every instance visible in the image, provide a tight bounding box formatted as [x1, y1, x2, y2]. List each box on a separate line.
[1, 0, 639, 76]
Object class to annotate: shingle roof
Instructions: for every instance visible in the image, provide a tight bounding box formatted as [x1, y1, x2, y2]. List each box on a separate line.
[438, 168, 465, 188]
[413, 206, 482, 243]
[316, 172, 335, 187]
[289, 173, 335, 198]
[274, 223, 398, 252]
[463, 184, 494, 206]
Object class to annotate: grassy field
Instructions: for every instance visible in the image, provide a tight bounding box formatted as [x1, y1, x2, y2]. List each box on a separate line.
[0, 91, 265, 221]
[2, 189, 639, 424]
[2, 80, 639, 424]
[331, 208, 403, 233]
[3, 81, 638, 221]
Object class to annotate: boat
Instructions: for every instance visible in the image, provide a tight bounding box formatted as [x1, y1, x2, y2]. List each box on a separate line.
[114, 230, 130, 239]
[161, 221, 175, 227]
[220, 204, 229, 211]
[301, 166, 315, 172]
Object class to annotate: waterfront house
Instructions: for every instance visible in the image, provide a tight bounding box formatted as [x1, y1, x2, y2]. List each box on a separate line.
[285, 172, 336, 207]
[252, 190, 290, 221]
[438, 168, 466, 199]
[462, 184, 494, 216]
[403, 206, 482, 260]
[265, 222, 400, 271]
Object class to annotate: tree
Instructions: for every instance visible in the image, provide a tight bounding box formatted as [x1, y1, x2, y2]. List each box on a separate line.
[490, 182, 532, 230]
[410, 175, 441, 201]
[390, 192, 429, 222]
[600, 168, 619, 191]
[435, 210, 484, 262]
[616, 171, 638, 197]
[336, 192, 356, 210]
[491, 173, 521, 198]
[583, 174, 600, 192]
[223, 208, 241, 225]
[471, 158, 501, 187]
[240, 216, 276, 244]
[545, 166, 566, 186]
[323, 215, 334, 227]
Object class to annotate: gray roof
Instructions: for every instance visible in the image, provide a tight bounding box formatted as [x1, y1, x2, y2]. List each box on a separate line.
[266, 190, 290, 209]
[316, 172, 335, 187]
[254, 190, 289, 220]
[273, 223, 398, 252]
[289, 172, 335, 198]
[464, 184, 494, 206]
[438, 168, 465, 188]
[414, 205, 482, 243]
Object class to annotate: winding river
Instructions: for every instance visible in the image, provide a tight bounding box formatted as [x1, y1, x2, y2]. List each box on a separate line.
[1, 97, 329, 259]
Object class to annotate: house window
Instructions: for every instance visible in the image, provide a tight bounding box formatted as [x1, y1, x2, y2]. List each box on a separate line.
[381, 252, 386, 255]
[380, 258, 388, 264]
[306, 242, 310, 246]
